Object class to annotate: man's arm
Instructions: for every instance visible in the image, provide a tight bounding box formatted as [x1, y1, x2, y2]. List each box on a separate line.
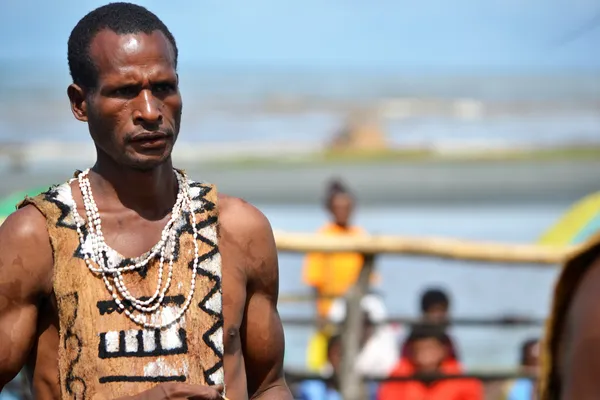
[560, 255, 600, 399]
[230, 200, 292, 399]
[0, 206, 53, 389]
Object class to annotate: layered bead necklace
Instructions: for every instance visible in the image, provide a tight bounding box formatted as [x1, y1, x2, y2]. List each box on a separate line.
[73, 169, 200, 329]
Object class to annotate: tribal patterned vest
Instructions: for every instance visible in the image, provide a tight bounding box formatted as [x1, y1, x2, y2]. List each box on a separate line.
[18, 173, 224, 399]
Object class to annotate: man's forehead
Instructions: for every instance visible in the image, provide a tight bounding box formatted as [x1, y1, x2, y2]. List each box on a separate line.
[89, 30, 175, 72]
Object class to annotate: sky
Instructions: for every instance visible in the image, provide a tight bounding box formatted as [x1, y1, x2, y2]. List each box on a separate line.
[0, 0, 599, 73]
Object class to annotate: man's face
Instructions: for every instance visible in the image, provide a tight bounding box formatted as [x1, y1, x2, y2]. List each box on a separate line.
[411, 337, 447, 374]
[74, 29, 182, 170]
[424, 303, 448, 323]
[329, 193, 354, 227]
[523, 341, 540, 373]
[328, 340, 342, 373]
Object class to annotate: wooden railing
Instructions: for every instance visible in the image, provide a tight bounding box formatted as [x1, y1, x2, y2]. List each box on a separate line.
[272, 230, 571, 400]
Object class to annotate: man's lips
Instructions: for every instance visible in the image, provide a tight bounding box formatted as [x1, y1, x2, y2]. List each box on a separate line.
[129, 132, 172, 149]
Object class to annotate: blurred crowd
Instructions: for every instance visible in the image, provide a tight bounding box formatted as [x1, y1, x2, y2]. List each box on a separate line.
[294, 179, 540, 400]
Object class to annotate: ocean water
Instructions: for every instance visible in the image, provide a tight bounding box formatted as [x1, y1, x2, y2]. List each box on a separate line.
[1, 71, 599, 150]
[262, 202, 567, 370]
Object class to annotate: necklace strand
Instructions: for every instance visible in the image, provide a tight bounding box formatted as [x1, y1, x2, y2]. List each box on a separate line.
[73, 169, 199, 329]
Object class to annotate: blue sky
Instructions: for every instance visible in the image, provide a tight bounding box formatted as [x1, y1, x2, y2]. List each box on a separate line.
[1, 0, 599, 71]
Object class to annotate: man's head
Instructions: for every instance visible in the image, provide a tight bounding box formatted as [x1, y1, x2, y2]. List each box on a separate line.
[327, 334, 343, 374]
[420, 287, 450, 323]
[520, 338, 540, 373]
[324, 179, 355, 228]
[67, 3, 181, 171]
[406, 324, 449, 374]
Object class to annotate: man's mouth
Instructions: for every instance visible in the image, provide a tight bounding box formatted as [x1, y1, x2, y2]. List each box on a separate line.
[130, 132, 172, 149]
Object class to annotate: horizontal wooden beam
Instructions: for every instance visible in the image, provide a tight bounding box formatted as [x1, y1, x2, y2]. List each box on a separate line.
[273, 230, 574, 265]
[284, 367, 535, 383]
[280, 315, 545, 327]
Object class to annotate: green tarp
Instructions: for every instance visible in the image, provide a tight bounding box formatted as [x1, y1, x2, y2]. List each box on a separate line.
[0, 186, 50, 219]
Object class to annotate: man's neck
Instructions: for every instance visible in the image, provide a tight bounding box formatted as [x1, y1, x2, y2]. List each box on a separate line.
[89, 157, 178, 220]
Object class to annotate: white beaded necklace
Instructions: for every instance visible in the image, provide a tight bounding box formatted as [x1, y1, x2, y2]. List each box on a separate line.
[73, 168, 200, 329]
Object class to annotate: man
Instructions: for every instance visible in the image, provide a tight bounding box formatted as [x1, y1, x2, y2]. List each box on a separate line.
[297, 334, 344, 400]
[303, 179, 368, 319]
[505, 338, 539, 400]
[303, 179, 373, 371]
[401, 287, 459, 361]
[0, 3, 292, 399]
[297, 334, 377, 400]
[539, 234, 600, 399]
[420, 288, 451, 323]
[378, 324, 483, 400]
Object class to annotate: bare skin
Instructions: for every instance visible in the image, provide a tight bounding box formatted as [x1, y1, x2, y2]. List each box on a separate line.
[557, 256, 600, 399]
[0, 28, 291, 400]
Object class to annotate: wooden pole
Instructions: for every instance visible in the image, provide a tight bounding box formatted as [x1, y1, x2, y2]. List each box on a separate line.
[339, 253, 375, 400]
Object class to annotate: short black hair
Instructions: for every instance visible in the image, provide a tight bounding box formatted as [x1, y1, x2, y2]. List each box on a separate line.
[407, 323, 448, 345]
[68, 2, 178, 89]
[420, 287, 450, 313]
[324, 178, 353, 209]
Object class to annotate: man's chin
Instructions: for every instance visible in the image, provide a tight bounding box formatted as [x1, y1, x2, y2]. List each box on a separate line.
[124, 153, 172, 172]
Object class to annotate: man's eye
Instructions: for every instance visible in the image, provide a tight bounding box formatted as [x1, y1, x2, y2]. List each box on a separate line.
[113, 86, 138, 97]
[153, 83, 175, 94]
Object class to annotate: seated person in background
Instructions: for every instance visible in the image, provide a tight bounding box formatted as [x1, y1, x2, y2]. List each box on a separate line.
[379, 324, 483, 400]
[298, 332, 378, 400]
[328, 294, 401, 378]
[504, 338, 540, 400]
[298, 334, 343, 400]
[401, 287, 460, 361]
[297, 335, 342, 400]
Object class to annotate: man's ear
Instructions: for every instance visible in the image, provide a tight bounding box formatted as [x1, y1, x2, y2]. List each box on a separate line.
[67, 84, 88, 122]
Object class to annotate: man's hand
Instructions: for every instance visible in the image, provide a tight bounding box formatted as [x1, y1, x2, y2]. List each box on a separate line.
[122, 383, 225, 400]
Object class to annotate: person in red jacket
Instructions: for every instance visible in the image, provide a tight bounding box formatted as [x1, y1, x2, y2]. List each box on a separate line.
[379, 324, 483, 400]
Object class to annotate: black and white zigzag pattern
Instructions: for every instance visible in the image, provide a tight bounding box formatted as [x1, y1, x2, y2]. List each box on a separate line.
[187, 182, 224, 386]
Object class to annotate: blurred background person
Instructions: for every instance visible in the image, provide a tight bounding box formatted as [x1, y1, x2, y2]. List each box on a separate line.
[296, 333, 378, 400]
[379, 324, 483, 400]
[303, 179, 369, 319]
[503, 338, 540, 400]
[297, 334, 344, 400]
[303, 179, 377, 371]
[401, 287, 460, 362]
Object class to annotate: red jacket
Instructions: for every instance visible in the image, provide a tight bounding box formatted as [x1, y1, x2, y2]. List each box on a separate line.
[378, 359, 484, 400]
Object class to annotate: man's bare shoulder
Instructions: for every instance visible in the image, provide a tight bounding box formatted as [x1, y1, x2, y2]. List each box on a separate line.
[217, 194, 277, 283]
[0, 205, 53, 296]
[217, 193, 273, 237]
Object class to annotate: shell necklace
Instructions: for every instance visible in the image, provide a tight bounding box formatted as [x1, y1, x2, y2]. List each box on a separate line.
[72, 169, 200, 329]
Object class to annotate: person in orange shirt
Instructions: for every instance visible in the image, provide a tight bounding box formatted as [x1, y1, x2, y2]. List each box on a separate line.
[303, 179, 368, 319]
[378, 324, 484, 400]
[303, 179, 373, 371]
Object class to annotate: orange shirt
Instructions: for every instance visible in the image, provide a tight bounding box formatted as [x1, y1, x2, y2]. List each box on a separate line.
[302, 223, 366, 317]
[378, 359, 484, 400]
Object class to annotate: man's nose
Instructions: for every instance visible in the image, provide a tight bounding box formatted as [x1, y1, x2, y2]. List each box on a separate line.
[132, 89, 162, 125]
